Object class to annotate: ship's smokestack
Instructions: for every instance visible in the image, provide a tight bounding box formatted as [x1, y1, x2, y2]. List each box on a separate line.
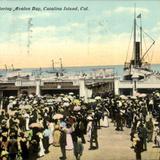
[135, 42, 141, 67]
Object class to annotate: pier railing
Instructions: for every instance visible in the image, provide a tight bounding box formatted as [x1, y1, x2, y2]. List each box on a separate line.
[15, 80, 44, 87]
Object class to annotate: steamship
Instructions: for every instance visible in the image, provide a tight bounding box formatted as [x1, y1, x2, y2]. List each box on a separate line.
[115, 8, 160, 96]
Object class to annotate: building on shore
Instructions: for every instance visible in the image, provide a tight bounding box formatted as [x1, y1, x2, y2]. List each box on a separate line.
[0, 74, 114, 102]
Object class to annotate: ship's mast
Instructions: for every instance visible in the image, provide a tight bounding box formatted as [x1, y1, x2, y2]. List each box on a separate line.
[52, 59, 54, 70]
[59, 58, 63, 70]
[11, 64, 14, 71]
[140, 15, 142, 60]
[133, 5, 136, 67]
[59, 58, 63, 76]
[4, 64, 8, 72]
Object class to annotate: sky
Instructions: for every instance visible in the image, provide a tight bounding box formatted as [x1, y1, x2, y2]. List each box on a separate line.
[0, 0, 160, 68]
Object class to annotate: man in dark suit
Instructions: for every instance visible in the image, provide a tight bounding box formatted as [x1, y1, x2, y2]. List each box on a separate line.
[59, 128, 67, 160]
[146, 118, 154, 142]
[134, 137, 143, 160]
[137, 123, 148, 151]
[89, 119, 98, 150]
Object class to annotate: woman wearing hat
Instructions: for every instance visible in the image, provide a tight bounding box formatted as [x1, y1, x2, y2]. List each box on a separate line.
[65, 123, 73, 150]
[53, 123, 61, 147]
[86, 116, 93, 142]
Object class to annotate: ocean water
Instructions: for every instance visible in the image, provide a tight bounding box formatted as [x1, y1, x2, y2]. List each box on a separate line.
[23, 64, 160, 75]
[1, 64, 160, 77]
[22, 65, 124, 76]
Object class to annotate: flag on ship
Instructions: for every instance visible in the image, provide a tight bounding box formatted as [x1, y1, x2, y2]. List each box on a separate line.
[137, 14, 141, 18]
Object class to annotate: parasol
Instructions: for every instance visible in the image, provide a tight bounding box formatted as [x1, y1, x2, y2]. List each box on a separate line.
[9, 96, 15, 99]
[69, 92, 74, 95]
[73, 106, 81, 111]
[130, 96, 137, 99]
[29, 122, 43, 128]
[63, 97, 69, 102]
[139, 93, 147, 98]
[29, 94, 34, 98]
[63, 102, 70, 107]
[53, 113, 63, 119]
[68, 95, 74, 101]
[120, 95, 127, 100]
[95, 96, 102, 100]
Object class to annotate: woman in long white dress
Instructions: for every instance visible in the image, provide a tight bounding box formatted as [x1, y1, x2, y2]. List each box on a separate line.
[100, 111, 109, 128]
[154, 126, 160, 147]
[86, 116, 93, 142]
[48, 121, 54, 145]
[65, 124, 74, 150]
[24, 112, 30, 131]
[37, 132, 45, 157]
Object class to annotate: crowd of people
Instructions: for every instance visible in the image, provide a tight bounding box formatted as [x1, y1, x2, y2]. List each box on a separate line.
[106, 92, 160, 160]
[0, 91, 160, 160]
[0, 92, 109, 160]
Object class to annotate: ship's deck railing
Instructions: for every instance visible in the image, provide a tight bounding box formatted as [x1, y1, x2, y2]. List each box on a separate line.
[118, 80, 160, 89]
[136, 83, 160, 88]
